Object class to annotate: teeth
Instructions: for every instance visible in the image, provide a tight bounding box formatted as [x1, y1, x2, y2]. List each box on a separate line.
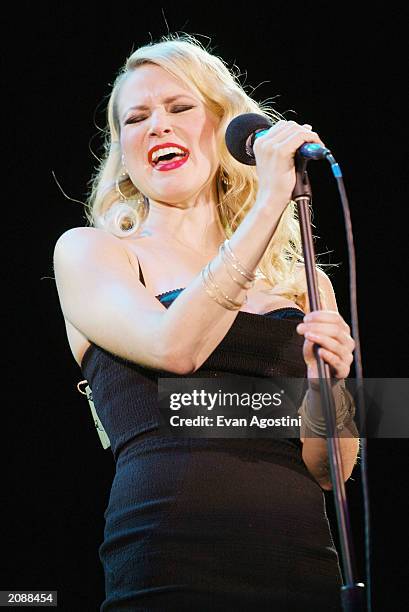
[151, 146, 187, 163]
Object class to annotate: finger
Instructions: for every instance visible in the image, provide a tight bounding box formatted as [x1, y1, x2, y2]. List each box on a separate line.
[273, 122, 318, 147]
[280, 126, 325, 152]
[262, 130, 325, 158]
[272, 120, 312, 137]
[300, 327, 354, 352]
[255, 119, 293, 141]
[303, 311, 351, 333]
[302, 337, 318, 366]
[316, 347, 351, 379]
[304, 310, 345, 323]
[256, 120, 313, 144]
[297, 321, 349, 341]
[311, 327, 354, 351]
[302, 340, 350, 379]
[302, 332, 353, 363]
[302, 326, 355, 353]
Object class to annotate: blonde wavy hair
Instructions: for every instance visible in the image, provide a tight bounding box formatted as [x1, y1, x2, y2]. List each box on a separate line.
[85, 33, 332, 310]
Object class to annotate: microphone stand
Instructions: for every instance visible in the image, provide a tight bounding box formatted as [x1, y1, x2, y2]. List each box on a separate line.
[292, 154, 365, 612]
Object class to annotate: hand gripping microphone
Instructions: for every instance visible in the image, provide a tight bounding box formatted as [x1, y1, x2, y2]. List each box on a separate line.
[225, 112, 332, 166]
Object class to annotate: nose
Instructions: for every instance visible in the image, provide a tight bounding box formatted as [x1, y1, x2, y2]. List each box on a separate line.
[148, 108, 173, 137]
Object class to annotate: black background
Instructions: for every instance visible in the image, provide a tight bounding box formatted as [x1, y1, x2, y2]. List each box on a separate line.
[8, 3, 408, 611]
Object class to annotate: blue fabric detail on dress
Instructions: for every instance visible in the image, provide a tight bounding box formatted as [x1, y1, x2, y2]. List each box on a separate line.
[156, 288, 305, 319]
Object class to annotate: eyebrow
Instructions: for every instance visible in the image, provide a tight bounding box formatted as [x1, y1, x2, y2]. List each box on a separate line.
[121, 95, 196, 121]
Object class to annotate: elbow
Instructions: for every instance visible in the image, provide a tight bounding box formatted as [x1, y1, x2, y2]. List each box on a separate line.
[319, 472, 354, 491]
[315, 462, 356, 491]
[320, 480, 333, 491]
[159, 323, 197, 375]
[161, 347, 196, 375]
[170, 359, 196, 375]
[303, 435, 360, 491]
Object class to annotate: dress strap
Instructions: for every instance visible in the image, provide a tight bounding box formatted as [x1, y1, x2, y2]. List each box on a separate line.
[138, 259, 146, 287]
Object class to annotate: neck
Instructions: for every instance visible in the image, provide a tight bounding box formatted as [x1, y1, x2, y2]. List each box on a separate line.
[140, 185, 225, 256]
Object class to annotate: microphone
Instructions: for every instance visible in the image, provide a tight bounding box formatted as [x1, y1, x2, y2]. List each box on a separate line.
[225, 113, 331, 165]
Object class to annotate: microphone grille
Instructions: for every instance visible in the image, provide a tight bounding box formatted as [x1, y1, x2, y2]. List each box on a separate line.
[225, 113, 272, 165]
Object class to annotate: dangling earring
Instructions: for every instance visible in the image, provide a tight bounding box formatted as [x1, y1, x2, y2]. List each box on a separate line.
[220, 168, 231, 189]
[116, 157, 148, 208]
[101, 155, 150, 236]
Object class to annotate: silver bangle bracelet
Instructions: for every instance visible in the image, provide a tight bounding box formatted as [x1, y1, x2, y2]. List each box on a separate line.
[298, 385, 356, 436]
[201, 263, 247, 311]
[206, 260, 244, 308]
[220, 246, 255, 289]
[221, 240, 257, 282]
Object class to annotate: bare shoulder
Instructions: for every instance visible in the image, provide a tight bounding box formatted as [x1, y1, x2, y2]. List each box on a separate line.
[54, 225, 123, 258]
[54, 226, 145, 283]
[315, 268, 338, 311]
[52, 224, 177, 372]
[294, 263, 338, 312]
[53, 227, 128, 366]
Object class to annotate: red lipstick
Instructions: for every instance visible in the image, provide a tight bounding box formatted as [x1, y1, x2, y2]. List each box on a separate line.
[155, 156, 189, 172]
[148, 142, 190, 165]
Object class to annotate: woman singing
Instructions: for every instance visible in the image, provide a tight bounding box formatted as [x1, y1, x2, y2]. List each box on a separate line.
[53, 34, 359, 611]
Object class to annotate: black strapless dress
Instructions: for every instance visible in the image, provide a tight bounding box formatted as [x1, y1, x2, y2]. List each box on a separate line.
[81, 282, 342, 611]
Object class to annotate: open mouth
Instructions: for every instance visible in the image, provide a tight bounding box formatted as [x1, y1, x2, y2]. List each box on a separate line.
[152, 152, 188, 167]
[149, 144, 190, 169]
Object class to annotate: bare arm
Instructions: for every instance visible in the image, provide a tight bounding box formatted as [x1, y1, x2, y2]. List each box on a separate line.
[54, 121, 324, 374]
[53, 227, 176, 371]
[161, 197, 285, 372]
[298, 269, 360, 490]
[301, 426, 360, 491]
[160, 121, 326, 371]
[53, 197, 283, 374]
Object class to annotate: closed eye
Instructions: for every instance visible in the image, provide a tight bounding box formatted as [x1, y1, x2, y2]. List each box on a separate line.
[124, 106, 194, 125]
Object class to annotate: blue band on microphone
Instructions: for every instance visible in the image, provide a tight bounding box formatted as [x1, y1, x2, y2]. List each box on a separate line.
[253, 129, 269, 140]
[331, 163, 343, 178]
[299, 143, 330, 160]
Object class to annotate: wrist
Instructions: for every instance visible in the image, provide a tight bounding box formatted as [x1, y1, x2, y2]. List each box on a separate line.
[299, 378, 354, 437]
[307, 376, 344, 392]
[253, 194, 290, 217]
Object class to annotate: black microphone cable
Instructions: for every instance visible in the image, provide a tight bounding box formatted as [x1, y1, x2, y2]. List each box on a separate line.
[322, 150, 372, 612]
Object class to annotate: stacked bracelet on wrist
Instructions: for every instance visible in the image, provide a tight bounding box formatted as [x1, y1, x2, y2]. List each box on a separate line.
[220, 240, 256, 290]
[200, 239, 257, 310]
[298, 380, 356, 437]
[201, 261, 246, 311]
